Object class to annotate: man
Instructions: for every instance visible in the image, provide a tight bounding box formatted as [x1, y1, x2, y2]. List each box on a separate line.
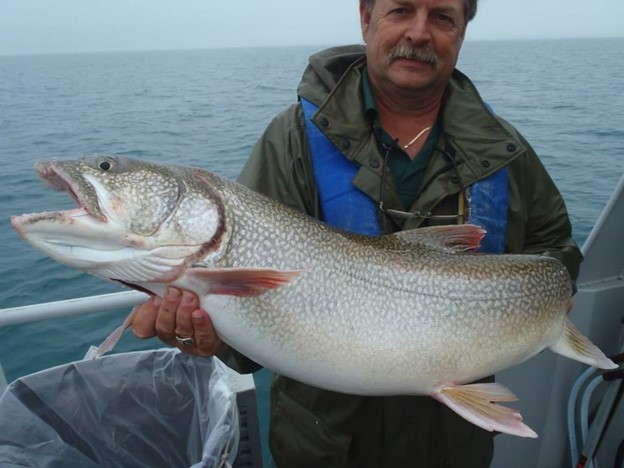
[133, 0, 582, 466]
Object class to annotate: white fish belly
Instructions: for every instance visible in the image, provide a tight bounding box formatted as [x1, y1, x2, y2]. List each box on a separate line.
[203, 279, 566, 396]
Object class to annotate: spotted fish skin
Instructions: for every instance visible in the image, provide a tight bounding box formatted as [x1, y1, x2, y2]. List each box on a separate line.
[197, 169, 573, 394]
[11, 155, 616, 438]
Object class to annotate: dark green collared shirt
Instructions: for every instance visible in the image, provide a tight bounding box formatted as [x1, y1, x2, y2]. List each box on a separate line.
[361, 69, 441, 210]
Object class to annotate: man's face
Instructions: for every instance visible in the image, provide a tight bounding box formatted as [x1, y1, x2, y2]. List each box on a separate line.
[361, 0, 467, 97]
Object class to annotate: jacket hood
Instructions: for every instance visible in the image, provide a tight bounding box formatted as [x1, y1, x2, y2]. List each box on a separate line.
[298, 45, 367, 105]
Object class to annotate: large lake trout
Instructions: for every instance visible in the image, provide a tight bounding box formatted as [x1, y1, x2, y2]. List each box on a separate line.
[11, 156, 616, 437]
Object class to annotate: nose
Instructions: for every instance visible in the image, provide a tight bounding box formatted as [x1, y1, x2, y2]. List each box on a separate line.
[403, 12, 433, 44]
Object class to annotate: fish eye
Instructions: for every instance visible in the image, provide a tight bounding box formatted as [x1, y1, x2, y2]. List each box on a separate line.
[98, 159, 113, 171]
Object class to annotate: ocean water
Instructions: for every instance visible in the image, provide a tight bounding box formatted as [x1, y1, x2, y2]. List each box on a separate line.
[0, 45, 319, 378]
[1, 38, 623, 461]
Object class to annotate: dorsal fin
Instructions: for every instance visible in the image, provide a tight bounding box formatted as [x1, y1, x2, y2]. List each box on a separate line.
[390, 224, 486, 254]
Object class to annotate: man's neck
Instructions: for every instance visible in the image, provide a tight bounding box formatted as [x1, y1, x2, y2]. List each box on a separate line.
[373, 84, 443, 156]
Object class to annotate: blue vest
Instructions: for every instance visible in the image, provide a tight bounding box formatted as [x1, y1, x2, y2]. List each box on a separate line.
[300, 97, 508, 253]
[468, 169, 508, 253]
[300, 97, 382, 236]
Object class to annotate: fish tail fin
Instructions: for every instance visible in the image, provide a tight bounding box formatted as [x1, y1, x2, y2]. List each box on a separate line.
[550, 318, 617, 369]
[432, 383, 538, 438]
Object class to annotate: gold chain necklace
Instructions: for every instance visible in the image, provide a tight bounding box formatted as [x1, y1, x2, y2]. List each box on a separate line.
[402, 126, 432, 150]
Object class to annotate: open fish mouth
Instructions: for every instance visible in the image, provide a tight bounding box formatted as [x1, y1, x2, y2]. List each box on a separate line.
[32, 161, 106, 223]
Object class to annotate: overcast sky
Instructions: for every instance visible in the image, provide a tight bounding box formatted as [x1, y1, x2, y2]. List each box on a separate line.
[1, 0, 623, 56]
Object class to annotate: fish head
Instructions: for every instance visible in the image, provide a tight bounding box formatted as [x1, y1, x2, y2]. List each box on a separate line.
[11, 155, 227, 285]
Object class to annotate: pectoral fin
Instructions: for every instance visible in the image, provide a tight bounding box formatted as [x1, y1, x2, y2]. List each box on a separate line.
[187, 267, 302, 297]
[550, 317, 617, 369]
[432, 383, 538, 438]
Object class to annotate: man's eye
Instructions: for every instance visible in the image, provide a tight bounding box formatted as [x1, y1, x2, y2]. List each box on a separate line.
[390, 7, 409, 15]
[432, 13, 457, 27]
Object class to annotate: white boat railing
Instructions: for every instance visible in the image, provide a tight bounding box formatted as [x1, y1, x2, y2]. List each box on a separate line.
[0, 290, 148, 327]
[0, 290, 149, 393]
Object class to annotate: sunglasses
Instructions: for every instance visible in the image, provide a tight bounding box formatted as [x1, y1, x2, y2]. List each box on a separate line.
[377, 144, 469, 223]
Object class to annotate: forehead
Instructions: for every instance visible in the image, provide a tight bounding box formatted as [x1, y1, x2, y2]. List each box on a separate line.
[374, 0, 464, 11]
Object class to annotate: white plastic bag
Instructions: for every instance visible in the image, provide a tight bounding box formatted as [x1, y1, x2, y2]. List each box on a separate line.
[0, 349, 239, 468]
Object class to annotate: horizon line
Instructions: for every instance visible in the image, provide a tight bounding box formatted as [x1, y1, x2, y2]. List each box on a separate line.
[1, 35, 622, 58]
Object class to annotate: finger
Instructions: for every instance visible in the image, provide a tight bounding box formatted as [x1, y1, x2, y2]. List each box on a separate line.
[191, 309, 223, 356]
[174, 291, 199, 340]
[131, 297, 160, 339]
[154, 287, 182, 343]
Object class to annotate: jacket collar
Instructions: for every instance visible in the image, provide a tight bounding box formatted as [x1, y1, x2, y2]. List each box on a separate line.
[298, 46, 526, 227]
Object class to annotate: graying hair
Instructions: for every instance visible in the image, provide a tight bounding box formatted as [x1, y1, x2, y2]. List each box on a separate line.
[360, 0, 478, 23]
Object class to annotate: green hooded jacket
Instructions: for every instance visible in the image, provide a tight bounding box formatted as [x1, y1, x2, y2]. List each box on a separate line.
[222, 45, 582, 468]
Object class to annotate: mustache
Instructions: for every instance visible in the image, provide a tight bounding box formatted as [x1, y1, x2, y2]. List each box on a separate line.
[387, 43, 439, 65]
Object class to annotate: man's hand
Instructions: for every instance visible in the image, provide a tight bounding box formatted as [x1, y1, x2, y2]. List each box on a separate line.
[132, 287, 223, 356]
